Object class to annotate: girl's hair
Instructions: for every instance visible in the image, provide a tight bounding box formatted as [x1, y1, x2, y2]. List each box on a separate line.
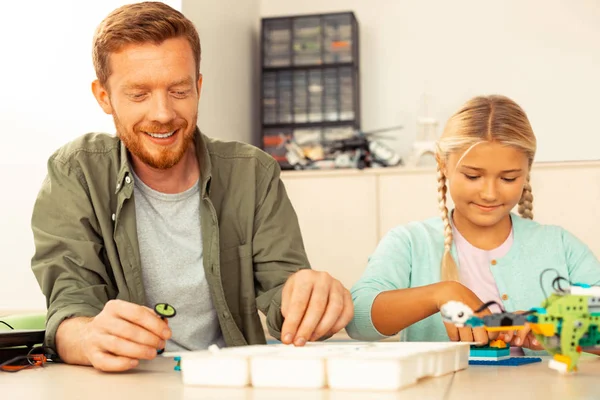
[436, 95, 537, 281]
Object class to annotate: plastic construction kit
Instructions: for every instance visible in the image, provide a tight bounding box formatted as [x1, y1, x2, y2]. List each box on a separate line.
[441, 269, 600, 374]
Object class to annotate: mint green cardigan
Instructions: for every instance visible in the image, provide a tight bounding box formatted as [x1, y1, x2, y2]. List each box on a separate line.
[346, 214, 600, 343]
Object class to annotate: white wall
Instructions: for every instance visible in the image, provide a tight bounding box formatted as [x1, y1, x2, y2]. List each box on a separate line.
[0, 0, 260, 311]
[0, 0, 183, 311]
[183, 0, 261, 145]
[260, 0, 600, 163]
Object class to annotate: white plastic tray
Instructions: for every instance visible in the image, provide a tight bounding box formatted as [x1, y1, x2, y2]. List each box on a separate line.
[178, 342, 469, 391]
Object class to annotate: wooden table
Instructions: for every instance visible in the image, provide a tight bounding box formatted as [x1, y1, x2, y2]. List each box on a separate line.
[1, 355, 599, 400]
[447, 355, 600, 400]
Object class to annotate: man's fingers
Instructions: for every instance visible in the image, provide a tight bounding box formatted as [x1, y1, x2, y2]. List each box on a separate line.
[293, 278, 331, 346]
[89, 351, 139, 372]
[280, 281, 313, 344]
[444, 322, 460, 342]
[328, 289, 354, 337]
[309, 283, 345, 341]
[104, 319, 165, 349]
[281, 278, 294, 318]
[107, 300, 171, 340]
[98, 333, 158, 361]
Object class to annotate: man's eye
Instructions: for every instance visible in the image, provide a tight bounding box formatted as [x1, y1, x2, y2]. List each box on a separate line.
[172, 90, 190, 98]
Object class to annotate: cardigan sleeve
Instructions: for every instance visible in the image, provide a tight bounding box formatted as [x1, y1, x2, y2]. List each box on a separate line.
[562, 229, 600, 286]
[345, 226, 413, 341]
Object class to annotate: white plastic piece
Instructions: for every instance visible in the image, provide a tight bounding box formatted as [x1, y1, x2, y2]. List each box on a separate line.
[251, 347, 328, 389]
[570, 286, 600, 296]
[179, 342, 470, 391]
[440, 301, 474, 327]
[180, 345, 279, 387]
[469, 356, 510, 361]
[548, 359, 569, 374]
[328, 352, 418, 390]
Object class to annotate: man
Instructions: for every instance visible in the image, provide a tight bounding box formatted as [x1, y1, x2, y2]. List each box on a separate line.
[30, 2, 353, 372]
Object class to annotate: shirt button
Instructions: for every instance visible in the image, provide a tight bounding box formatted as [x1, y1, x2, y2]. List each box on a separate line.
[491, 260, 497, 266]
[125, 176, 132, 184]
[223, 311, 230, 319]
[502, 294, 509, 301]
[111, 213, 116, 221]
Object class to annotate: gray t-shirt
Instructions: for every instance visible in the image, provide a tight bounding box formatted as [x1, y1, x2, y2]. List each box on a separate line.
[132, 172, 225, 351]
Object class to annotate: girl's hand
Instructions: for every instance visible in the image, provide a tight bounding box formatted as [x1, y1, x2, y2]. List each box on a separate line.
[499, 313, 545, 350]
[443, 322, 494, 345]
[437, 281, 498, 345]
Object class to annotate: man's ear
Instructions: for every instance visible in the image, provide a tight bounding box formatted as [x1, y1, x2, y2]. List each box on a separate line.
[92, 80, 113, 115]
[196, 73, 203, 96]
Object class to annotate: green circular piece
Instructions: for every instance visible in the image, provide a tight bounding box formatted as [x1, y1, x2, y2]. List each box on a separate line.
[154, 303, 177, 318]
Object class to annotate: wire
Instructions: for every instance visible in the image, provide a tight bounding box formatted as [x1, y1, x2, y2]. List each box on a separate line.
[0, 321, 14, 330]
[0, 354, 47, 372]
[475, 300, 505, 314]
[552, 276, 571, 293]
[539, 268, 557, 306]
[539, 268, 571, 308]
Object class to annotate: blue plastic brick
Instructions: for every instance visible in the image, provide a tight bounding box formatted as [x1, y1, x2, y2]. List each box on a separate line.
[469, 347, 510, 358]
[572, 283, 591, 288]
[469, 357, 542, 366]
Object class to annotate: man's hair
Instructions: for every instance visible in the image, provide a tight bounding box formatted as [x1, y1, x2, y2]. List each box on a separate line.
[92, 1, 201, 86]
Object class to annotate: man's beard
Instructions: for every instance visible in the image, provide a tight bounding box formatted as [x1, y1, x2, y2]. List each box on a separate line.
[113, 113, 197, 170]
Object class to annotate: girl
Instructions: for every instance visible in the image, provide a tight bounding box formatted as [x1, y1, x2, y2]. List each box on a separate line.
[346, 95, 600, 356]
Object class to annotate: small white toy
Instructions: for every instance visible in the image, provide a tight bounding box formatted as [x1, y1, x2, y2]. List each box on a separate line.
[440, 300, 475, 327]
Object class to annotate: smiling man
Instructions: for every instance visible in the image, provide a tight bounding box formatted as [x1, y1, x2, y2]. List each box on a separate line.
[30, 2, 353, 372]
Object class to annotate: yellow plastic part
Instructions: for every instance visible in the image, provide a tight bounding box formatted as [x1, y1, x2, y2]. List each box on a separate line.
[529, 323, 555, 336]
[489, 339, 507, 349]
[485, 326, 525, 332]
[553, 354, 571, 369]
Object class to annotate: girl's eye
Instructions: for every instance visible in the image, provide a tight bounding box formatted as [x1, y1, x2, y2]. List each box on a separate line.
[463, 174, 480, 181]
[502, 177, 517, 182]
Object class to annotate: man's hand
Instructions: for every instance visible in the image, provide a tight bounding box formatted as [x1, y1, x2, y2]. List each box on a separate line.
[280, 270, 354, 346]
[57, 300, 171, 372]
